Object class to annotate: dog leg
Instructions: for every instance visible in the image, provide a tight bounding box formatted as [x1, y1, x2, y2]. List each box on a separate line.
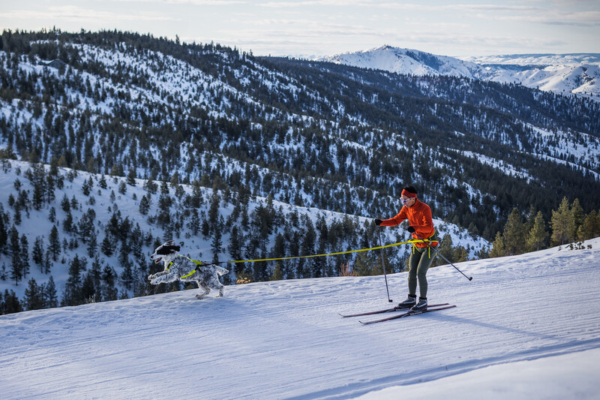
[217, 283, 224, 297]
[195, 281, 210, 300]
[150, 271, 177, 285]
[148, 270, 169, 280]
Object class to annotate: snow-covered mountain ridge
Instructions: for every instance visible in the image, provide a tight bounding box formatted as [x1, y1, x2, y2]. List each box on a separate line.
[322, 45, 600, 101]
[1, 237, 599, 399]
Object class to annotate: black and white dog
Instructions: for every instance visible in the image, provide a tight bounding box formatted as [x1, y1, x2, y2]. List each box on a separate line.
[148, 240, 228, 299]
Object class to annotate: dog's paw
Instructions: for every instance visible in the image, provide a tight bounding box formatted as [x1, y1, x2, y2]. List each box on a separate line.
[217, 292, 224, 297]
[148, 274, 155, 280]
[195, 294, 205, 300]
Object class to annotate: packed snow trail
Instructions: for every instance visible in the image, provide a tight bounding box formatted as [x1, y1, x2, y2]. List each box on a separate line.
[1, 239, 600, 399]
[357, 347, 600, 400]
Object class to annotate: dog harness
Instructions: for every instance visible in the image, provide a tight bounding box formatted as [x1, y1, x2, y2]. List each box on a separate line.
[166, 255, 203, 279]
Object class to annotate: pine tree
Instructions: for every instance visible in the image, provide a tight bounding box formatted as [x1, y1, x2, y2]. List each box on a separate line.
[2, 289, 22, 314]
[43, 249, 52, 274]
[189, 209, 200, 235]
[551, 197, 573, 245]
[118, 181, 127, 195]
[82, 178, 91, 196]
[489, 231, 506, 258]
[228, 226, 244, 275]
[0, 210, 7, 249]
[81, 272, 96, 302]
[120, 260, 134, 290]
[9, 226, 22, 285]
[211, 224, 223, 264]
[578, 211, 598, 241]
[62, 255, 85, 306]
[160, 179, 169, 195]
[32, 236, 45, 269]
[48, 225, 61, 261]
[101, 235, 113, 257]
[44, 276, 58, 308]
[20, 234, 30, 279]
[570, 199, 584, 240]
[87, 231, 98, 258]
[46, 174, 56, 203]
[24, 278, 44, 310]
[437, 234, 455, 264]
[191, 180, 203, 208]
[524, 205, 536, 235]
[63, 212, 74, 234]
[271, 263, 283, 280]
[90, 258, 103, 302]
[208, 190, 220, 228]
[300, 219, 316, 278]
[503, 208, 526, 255]
[61, 194, 71, 212]
[48, 206, 56, 223]
[99, 174, 107, 189]
[526, 211, 548, 251]
[170, 172, 179, 188]
[127, 168, 137, 186]
[102, 265, 118, 301]
[139, 195, 150, 215]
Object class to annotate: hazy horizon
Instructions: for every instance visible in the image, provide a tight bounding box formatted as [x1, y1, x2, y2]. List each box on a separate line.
[1, 1, 599, 58]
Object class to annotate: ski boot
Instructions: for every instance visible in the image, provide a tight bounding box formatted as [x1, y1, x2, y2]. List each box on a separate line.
[396, 294, 417, 309]
[410, 297, 428, 313]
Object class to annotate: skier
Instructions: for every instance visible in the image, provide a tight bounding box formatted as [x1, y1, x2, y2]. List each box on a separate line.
[375, 186, 438, 312]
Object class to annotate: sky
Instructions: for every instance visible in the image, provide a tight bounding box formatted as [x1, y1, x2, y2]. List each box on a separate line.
[1, 0, 599, 58]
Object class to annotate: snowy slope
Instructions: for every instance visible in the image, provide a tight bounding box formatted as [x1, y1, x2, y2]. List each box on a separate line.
[323, 46, 600, 101]
[358, 348, 600, 400]
[1, 238, 599, 399]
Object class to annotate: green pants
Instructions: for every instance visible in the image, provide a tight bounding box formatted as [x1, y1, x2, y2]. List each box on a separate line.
[408, 246, 436, 298]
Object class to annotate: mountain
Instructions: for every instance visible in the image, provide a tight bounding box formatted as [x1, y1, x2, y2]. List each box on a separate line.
[321, 45, 482, 77]
[322, 45, 600, 101]
[1, 29, 599, 310]
[2, 237, 599, 398]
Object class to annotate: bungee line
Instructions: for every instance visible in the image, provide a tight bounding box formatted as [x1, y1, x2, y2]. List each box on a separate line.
[196, 238, 439, 267]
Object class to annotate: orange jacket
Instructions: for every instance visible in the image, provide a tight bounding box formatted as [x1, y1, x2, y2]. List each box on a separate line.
[380, 199, 437, 248]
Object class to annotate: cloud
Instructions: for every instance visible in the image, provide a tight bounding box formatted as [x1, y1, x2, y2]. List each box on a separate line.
[111, 0, 247, 4]
[0, 6, 177, 21]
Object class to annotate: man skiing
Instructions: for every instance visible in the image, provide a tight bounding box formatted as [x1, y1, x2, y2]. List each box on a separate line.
[375, 186, 438, 312]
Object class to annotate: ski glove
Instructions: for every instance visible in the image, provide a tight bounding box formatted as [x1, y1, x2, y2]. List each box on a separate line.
[375, 219, 383, 226]
[406, 226, 416, 233]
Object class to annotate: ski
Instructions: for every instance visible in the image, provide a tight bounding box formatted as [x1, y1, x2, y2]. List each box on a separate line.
[340, 303, 449, 318]
[359, 305, 456, 325]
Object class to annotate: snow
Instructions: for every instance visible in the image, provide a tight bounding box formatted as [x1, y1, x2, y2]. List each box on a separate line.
[323, 46, 600, 101]
[450, 148, 533, 183]
[2, 237, 599, 399]
[357, 348, 600, 400]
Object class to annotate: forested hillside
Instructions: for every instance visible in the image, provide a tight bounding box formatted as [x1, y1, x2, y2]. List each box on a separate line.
[1, 29, 599, 312]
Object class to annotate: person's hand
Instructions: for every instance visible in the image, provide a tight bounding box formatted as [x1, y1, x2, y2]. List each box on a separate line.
[375, 219, 383, 226]
[406, 226, 415, 233]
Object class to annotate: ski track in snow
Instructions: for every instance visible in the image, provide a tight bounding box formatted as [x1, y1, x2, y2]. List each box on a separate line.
[1, 238, 600, 399]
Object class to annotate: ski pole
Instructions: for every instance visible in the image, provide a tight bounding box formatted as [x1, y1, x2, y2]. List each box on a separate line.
[377, 229, 393, 302]
[413, 232, 473, 281]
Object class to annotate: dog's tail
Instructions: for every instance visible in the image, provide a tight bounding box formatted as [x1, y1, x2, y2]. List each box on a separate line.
[214, 266, 229, 276]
